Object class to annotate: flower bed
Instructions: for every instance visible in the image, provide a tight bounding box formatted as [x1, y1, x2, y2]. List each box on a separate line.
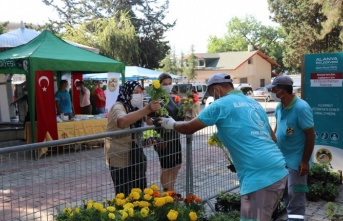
[55, 185, 206, 221]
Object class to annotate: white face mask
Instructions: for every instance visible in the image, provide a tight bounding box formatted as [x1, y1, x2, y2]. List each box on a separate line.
[271, 89, 283, 102]
[131, 94, 143, 108]
[162, 85, 173, 93]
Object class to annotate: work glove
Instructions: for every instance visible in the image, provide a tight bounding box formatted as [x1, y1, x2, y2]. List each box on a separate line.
[159, 117, 176, 130]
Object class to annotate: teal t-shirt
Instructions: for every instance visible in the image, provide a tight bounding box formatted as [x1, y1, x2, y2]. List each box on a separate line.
[198, 90, 288, 195]
[55, 90, 72, 114]
[275, 96, 314, 171]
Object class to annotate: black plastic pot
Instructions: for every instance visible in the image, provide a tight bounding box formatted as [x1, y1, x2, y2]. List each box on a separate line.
[227, 164, 236, 173]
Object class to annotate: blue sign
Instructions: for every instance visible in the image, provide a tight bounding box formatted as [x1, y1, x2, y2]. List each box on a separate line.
[303, 52, 343, 167]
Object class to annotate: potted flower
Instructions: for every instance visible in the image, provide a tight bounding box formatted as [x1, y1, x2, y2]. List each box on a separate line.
[322, 182, 339, 202]
[215, 192, 240, 212]
[307, 182, 324, 202]
[208, 133, 236, 173]
[145, 80, 170, 120]
[177, 96, 197, 121]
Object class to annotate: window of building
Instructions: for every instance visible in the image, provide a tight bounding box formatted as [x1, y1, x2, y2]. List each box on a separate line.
[260, 79, 265, 87]
[240, 78, 248, 83]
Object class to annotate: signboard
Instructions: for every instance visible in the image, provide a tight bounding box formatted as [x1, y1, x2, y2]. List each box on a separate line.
[303, 52, 343, 169]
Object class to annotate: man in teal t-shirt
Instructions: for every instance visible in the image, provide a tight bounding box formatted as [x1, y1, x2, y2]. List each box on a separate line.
[266, 76, 314, 221]
[159, 73, 288, 221]
[55, 80, 73, 117]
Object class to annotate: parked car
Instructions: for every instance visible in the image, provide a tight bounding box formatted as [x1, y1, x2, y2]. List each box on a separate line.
[205, 84, 253, 108]
[252, 87, 273, 102]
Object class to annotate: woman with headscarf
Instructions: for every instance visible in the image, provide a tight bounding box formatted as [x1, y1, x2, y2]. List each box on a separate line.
[105, 80, 161, 196]
[148, 73, 184, 192]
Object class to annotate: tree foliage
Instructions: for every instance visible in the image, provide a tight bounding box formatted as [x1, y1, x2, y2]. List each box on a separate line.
[268, 0, 343, 71]
[0, 22, 9, 35]
[207, 15, 286, 73]
[159, 50, 179, 75]
[42, 0, 175, 68]
[183, 45, 197, 82]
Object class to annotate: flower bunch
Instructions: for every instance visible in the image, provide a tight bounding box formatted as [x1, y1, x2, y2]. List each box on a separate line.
[55, 185, 206, 221]
[208, 133, 233, 165]
[145, 80, 170, 116]
[177, 97, 197, 118]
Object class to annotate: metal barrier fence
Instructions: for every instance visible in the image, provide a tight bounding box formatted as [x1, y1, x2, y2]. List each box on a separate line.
[0, 113, 276, 221]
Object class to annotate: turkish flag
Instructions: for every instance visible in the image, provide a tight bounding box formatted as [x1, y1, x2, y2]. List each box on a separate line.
[35, 71, 58, 142]
[72, 72, 83, 114]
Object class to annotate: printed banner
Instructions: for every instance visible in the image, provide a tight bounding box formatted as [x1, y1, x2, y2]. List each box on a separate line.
[303, 52, 343, 170]
[35, 70, 58, 142]
[72, 72, 83, 114]
[106, 72, 120, 111]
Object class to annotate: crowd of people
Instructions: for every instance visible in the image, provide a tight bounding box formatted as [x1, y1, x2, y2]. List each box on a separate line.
[53, 73, 313, 221]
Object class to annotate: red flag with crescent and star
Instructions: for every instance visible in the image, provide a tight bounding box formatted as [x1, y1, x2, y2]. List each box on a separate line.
[72, 72, 83, 114]
[35, 71, 58, 142]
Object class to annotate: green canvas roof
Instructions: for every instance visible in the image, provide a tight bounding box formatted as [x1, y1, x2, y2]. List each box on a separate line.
[0, 29, 125, 75]
[0, 30, 125, 144]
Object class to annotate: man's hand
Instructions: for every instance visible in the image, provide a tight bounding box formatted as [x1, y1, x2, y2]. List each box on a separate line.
[298, 161, 310, 176]
[159, 117, 176, 130]
[147, 100, 161, 112]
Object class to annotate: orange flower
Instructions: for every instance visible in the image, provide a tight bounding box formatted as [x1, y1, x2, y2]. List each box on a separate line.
[194, 197, 202, 203]
[167, 191, 177, 197]
[153, 191, 161, 198]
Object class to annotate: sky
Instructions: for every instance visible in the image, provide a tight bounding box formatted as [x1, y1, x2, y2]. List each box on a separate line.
[0, 0, 276, 55]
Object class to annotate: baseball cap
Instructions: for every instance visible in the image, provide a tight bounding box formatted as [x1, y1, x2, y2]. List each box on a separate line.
[265, 75, 293, 89]
[206, 73, 233, 87]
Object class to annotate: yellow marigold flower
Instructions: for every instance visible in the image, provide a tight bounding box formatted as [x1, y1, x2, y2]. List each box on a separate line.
[63, 207, 72, 214]
[130, 191, 141, 200]
[131, 188, 142, 194]
[189, 98, 193, 102]
[189, 211, 198, 221]
[144, 188, 154, 195]
[208, 139, 216, 146]
[74, 207, 80, 214]
[93, 202, 104, 211]
[164, 196, 174, 203]
[150, 185, 159, 191]
[123, 203, 134, 210]
[120, 210, 129, 220]
[167, 209, 179, 221]
[108, 212, 115, 220]
[116, 198, 126, 206]
[86, 203, 93, 209]
[133, 201, 139, 207]
[152, 80, 161, 89]
[140, 207, 149, 217]
[101, 208, 107, 213]
[116, 193, 125, 199]
[88, 200, 94, 204]
[143, 194, 152, 201]
[128, 207, 134, 217]
[138, 201, 150, 208]
[154, 198, 166, 207]
[70, 212, 73, 217]
[107, 206, 116, 213]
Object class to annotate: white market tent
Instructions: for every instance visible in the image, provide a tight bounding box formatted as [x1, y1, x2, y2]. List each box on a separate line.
[0, 22, 100, 53]
[83, 66, 185, 80]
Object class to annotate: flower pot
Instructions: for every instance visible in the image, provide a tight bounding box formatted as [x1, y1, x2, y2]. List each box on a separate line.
[227, 164, 236, 173]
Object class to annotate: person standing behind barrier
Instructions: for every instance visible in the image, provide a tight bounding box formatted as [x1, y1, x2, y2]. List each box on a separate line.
[148, 73, 184, 192]
[76, 81, 92, 114]
[105, 80, 161, 196]
[94, 80, 106, 114]
[158, 73, 288, 221]
[266, 76, 315, 221]
[55, 80, 73, 118]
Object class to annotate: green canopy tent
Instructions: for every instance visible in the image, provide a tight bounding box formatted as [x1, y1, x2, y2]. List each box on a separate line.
[0, 30, 125, 143]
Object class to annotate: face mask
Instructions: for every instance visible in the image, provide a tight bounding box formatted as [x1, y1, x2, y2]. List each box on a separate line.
[271, 89, 283, 102]
[162, 85, 173, 93]
[131, 94, 143, 108]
